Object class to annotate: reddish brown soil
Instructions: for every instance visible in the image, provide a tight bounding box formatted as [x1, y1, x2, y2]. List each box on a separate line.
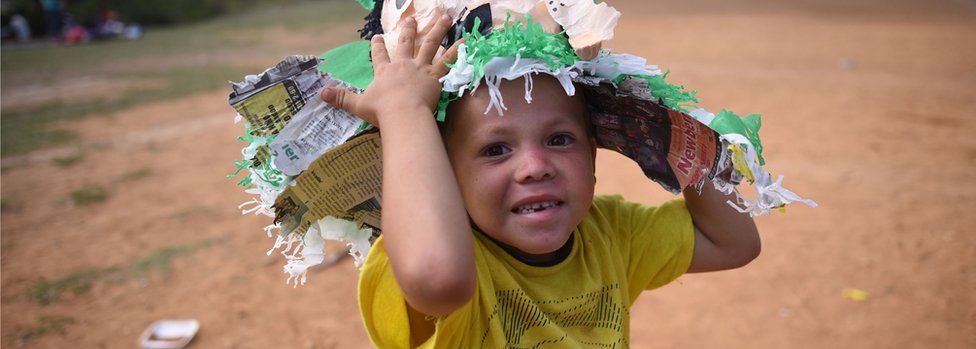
[2, 0, 974, 348]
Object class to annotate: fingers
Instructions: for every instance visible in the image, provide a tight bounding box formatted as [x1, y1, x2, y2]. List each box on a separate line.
[396, 17, 417, 59]
[370, 34, 390, 68]
[432, 39, 464, 77]
[321, 87, 377, 124]
[417, 14, 453, 63]
[320, 87, 359, 114]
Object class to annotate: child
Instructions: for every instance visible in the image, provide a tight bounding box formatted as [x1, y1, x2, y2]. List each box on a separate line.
[321, 11, 761, 348]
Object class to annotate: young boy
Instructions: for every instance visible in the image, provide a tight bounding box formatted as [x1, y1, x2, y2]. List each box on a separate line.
[322, 14, 760, 348]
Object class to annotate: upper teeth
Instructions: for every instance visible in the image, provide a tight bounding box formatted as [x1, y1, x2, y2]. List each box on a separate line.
[516, 201, 558, 214]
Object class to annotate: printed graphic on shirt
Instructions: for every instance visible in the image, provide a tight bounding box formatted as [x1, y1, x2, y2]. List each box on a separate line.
[480, 284, 628, 348]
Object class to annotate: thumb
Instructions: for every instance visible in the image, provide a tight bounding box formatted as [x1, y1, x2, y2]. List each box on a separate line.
[320, 87, 359, 113]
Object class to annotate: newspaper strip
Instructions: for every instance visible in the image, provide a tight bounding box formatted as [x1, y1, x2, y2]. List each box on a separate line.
[666, 108, 720, 190]
[229, 55, 326, 137]
[581, 79, 724, 193]
[269, 85, 364, 176]
[273, 132, 383, 237]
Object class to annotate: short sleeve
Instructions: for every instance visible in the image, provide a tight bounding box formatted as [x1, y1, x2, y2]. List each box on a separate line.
[358, 235, 485, 349]
[594, 196, 695, 302]
[358, 237, 412, 349]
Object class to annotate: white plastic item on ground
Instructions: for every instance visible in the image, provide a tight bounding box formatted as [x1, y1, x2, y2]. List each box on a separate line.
[139, 319, 199, 349]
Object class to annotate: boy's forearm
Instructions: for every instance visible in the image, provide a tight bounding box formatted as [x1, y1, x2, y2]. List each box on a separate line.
[683, 184, 761, 269]
[378, 107, 476, 315]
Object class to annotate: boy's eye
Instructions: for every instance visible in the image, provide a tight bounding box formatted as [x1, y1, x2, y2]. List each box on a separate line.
[548, 133, 575, 147]
[481, 144, 511, 157]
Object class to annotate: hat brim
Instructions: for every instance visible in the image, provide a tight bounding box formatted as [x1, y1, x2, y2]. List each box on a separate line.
[578, 81, 728, 194]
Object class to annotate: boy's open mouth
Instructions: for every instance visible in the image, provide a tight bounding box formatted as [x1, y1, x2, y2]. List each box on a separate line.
[512, 201, 564, 215]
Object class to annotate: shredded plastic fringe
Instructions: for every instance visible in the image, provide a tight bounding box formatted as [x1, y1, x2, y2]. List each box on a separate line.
[227, 123, 289, 189]
[688, 109, 814, 215]
[438, 16, 696, 116]
[441, 48, 663, 116]
[458, 17, 579, 91]
[716, 136, 816, 217]
[637, 72, 699, 113]
[274, 216, 374, 287]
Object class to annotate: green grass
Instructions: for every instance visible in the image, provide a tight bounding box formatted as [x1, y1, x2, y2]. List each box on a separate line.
[122, 167, 153, 181]
[29, 238, 223, 305]
[30, 268, 116, 305]
[129, 238, 220, 278]
[169, 204, 215, 220]
[69, 186, 109, 205]
[17, 315, 76, 344]
[52, 152, 85, 167]
[0, 0, 364, 156]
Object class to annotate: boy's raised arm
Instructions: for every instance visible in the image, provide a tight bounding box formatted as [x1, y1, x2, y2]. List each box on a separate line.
[684, 185, 761, 273]
[321, 15, 475, 316]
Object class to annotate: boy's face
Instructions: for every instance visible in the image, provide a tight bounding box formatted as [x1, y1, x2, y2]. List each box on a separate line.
[444, 76, 596, 261]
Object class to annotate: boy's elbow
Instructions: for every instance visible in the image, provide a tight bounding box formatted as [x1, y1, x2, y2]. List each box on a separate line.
[396, 261, 476, 317]
[741, 238, 761, 266]
[405, 274, 475, 317]
[732, 234, 761, 268]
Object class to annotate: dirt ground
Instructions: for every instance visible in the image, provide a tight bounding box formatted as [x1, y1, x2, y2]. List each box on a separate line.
[2, 0, 974, 348]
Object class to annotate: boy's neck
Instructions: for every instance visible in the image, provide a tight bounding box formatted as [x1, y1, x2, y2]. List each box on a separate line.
[472, 224, 575, 267]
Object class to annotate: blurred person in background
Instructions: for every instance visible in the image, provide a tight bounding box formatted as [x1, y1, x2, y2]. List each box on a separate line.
[98, 10, 123, 38]
[40, 0, 63, 42]
[60, 12, 88, 44]
[9, 13, 31, 42]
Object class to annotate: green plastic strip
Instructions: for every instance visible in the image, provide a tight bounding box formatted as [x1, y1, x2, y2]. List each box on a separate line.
[709, 109, 765, 165]
[356, 0, 375, 11]
[461, 16, 578, 89]
[318, 40, 375, 89]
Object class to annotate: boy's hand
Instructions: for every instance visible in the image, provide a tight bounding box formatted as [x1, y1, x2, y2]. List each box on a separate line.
[320, 15, 460, 127]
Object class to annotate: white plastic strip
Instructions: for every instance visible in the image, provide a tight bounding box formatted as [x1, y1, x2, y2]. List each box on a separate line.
[278, 216, 375, 286]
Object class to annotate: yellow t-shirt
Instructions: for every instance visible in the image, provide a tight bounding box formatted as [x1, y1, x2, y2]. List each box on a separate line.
[359, 195, 695, 348]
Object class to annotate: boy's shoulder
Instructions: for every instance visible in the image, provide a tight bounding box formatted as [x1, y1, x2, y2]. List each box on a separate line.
[583, 194, 692, 243]
[587, 194, 687, 220]
[591, 194, 628, 209]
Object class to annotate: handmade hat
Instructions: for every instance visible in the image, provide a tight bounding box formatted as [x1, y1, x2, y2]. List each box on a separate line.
[227, 0, 815, 285]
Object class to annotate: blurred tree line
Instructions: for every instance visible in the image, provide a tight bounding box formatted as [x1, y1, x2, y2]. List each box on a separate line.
[1, 0, 301, 36]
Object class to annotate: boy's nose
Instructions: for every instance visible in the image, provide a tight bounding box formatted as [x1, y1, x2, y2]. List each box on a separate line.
[515, 148, 555, 183]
